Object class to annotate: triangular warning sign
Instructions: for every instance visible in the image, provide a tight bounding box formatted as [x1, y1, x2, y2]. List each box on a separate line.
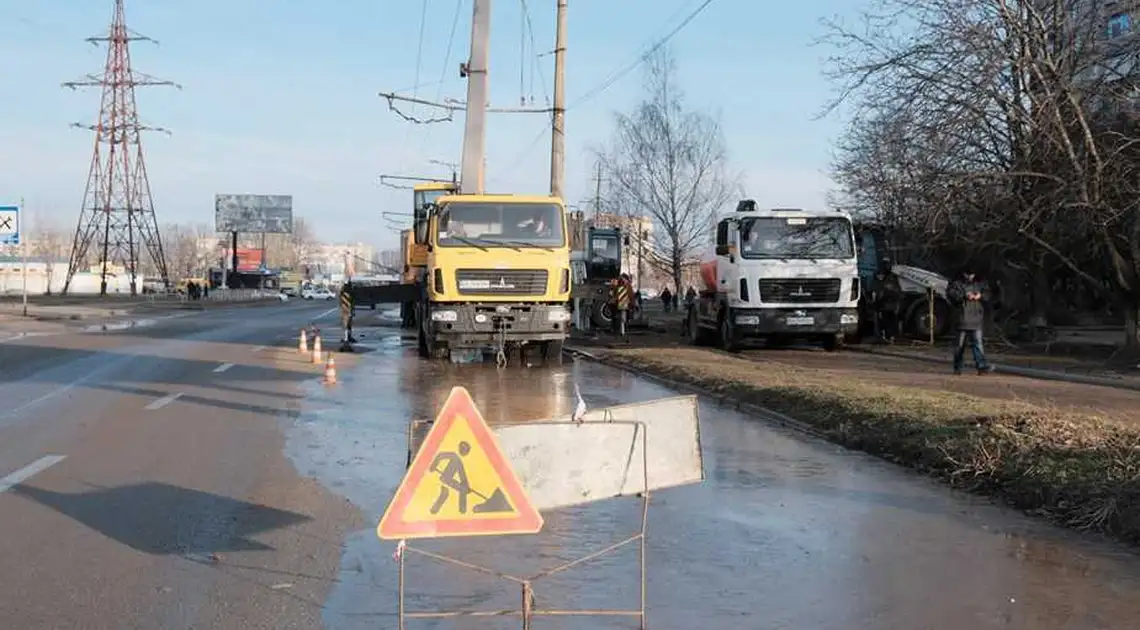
[377, 386, 543, 540]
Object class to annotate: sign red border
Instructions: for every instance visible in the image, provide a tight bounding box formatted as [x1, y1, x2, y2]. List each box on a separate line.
[377, 386, 543, 540]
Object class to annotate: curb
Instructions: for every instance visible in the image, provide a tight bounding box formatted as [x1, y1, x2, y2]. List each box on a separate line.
[564, 345, 827, 440]
[846, 345, 1140, 392]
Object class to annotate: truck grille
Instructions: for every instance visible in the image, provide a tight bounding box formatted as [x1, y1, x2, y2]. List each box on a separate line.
[455, 269, 548, 295]
[757, 278, 841, 303]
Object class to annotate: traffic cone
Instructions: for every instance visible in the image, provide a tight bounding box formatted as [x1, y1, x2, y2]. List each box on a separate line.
[312, 333, 323, 364]
[299, 328, 308, 354]
[323, 354, 337, 385]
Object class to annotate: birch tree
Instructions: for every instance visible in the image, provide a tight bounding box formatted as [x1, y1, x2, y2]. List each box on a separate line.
[599, 47, 737, 292]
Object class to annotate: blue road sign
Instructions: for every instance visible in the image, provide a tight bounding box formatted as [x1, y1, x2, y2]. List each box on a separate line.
[0, 206, 19, 246]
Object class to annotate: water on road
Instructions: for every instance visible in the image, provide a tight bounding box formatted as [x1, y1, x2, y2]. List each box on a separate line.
[288, 326, 1140, 630]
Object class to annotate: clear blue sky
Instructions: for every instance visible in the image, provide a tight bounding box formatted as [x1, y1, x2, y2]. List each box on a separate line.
[0, 0, 859, 250]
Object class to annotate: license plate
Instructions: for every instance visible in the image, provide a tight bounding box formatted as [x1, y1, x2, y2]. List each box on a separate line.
[786, 316, 814, 326]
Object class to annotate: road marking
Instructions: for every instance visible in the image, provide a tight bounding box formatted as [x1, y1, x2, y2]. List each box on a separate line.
[252, 345, 267, 353]
[0, 455, 67, 494]
[213, 363, 234, 373]
[315, 307, 337, 320]
[145, 392, 183, 410]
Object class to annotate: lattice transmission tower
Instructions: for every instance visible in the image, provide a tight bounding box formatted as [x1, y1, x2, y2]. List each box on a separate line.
[62, 0, 178, 296]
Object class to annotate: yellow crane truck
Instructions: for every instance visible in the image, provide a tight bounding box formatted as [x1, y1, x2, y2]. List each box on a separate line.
[415, 192, 572, 363]
[365, 184, 572, 363]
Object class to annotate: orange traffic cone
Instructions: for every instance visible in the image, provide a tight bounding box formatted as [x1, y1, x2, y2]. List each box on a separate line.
[312, 333, 322, 364]
[323, 354, 337, 385]
[299, 328, 308, 354]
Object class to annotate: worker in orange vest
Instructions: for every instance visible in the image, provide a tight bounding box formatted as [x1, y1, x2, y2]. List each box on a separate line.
[609, 273, 633, 339]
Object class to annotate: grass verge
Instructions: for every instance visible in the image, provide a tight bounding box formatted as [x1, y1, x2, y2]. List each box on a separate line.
[583, 346, 1140, 544]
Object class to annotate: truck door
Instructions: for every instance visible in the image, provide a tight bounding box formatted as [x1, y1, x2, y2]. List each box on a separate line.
[715, 219, 735, 298]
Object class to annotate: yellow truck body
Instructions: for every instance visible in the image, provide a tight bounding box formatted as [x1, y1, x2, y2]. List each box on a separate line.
[416, 193, 572, 359]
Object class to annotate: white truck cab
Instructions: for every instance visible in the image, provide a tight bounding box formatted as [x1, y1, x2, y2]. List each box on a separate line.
[687, 200, 860, 351]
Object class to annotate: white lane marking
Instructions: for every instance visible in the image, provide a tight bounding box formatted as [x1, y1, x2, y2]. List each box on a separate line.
[0, 378, 87, 421]
[314, 307, 337, 320]
[0, 455, 67, 494]
[145, 392, 183, 410]
[252, 345, 267, 353]
[213, 363, 234, 373]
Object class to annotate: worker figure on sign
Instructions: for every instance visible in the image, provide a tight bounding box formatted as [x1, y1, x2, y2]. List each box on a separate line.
[429, 441, 472, 514]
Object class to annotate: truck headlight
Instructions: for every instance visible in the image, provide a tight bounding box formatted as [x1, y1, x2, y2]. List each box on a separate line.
[841, 313, 859, 325]
[547, 308, 571, 322]
[735, 315, 760, 325]
[431, 310, 458, 322]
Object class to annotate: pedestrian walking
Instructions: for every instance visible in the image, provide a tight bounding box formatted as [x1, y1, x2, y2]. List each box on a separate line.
[947, 267, 994, 375]
[660, 287, 672, 313]
[872, 270, 902, 342]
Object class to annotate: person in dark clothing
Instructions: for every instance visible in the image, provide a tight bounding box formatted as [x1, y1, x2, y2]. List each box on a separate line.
[947, 269, 994, 375]
[660, 287, 673, 312]
[872, 271, 903, 342]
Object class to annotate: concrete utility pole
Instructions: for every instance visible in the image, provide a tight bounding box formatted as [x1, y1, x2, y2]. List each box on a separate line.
[459, 0, 492, 195]
[549, 0, 568, 199]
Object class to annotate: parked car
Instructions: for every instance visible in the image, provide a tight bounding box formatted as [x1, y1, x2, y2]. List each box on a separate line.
[302, 287, 334, 300]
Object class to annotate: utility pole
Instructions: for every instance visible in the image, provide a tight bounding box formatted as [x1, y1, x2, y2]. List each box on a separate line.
[459, 0, 491, 195]
[550, 0, 568, 199]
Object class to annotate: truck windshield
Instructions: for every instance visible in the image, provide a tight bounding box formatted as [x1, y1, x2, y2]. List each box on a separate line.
[436, 202, 565, 248]
[739, 216, 854, 259]
[587, 233, 621, 279]
[414, 189, 451, 211]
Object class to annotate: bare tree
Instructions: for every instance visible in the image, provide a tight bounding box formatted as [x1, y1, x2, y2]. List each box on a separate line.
[598, 47, 737, 293]
[28, 218, 70, 295]
[822, 0, 1140, 351]
[161, 223, 198, 279]
[263, 218, 317, 271]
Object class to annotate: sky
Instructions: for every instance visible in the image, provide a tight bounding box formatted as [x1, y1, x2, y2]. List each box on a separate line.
[0, 0, 860, 251]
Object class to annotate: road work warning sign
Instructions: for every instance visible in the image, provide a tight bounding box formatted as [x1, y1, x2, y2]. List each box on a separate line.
[377, 386, 543, 540]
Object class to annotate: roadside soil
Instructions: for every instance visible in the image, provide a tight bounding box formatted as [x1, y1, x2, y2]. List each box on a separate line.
[570, 312, 1140, 544]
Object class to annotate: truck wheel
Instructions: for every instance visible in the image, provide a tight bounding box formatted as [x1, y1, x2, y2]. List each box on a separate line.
[543, 340, 564, 365]
[591, 302, 614, 329]
[719, 311, 741, 353]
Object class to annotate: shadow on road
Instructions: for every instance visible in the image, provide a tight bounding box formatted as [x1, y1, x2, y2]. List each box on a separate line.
[11, 481, 312, 555]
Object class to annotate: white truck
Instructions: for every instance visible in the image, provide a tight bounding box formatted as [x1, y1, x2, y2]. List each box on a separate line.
[686, 200, 860, 351]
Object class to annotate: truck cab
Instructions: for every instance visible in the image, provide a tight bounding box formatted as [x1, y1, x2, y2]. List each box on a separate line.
[687, 200, 860, 351]
[417, 194, 573, 361]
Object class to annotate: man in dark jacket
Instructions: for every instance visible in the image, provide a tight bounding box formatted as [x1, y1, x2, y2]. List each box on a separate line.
[872, 270, 903, 342]
[947, 269, 994, 375]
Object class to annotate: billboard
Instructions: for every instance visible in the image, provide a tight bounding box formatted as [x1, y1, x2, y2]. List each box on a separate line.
[214, 194, 293, 233]
[222, 248, 265, 272]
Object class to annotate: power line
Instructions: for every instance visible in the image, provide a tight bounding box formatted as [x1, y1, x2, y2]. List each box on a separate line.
[519, 0, 551, 105]
[420, 0, 465, 157]
[405, 0, 431, 148]
[494, 0, 718, 176]
[568, 0, 717, 110]
[411, 0, 430, 102]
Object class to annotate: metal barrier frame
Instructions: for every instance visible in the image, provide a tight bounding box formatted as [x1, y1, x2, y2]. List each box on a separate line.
[398, 418, 650, 629]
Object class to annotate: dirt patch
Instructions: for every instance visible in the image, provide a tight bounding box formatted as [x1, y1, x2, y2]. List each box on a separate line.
[580, 345, 1140, 544]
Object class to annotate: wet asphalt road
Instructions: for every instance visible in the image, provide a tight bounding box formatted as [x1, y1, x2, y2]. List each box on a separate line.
[3, 303, 1140, 629]
[301, 323, 1140, 630]
[0, 301, 360, 629]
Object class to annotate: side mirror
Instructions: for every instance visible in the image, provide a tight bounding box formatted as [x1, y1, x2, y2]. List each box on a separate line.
[715, 244, 730, 256]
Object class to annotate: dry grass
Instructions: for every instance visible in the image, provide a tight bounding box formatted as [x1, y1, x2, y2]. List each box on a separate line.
[592, 347, 1140, 543]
